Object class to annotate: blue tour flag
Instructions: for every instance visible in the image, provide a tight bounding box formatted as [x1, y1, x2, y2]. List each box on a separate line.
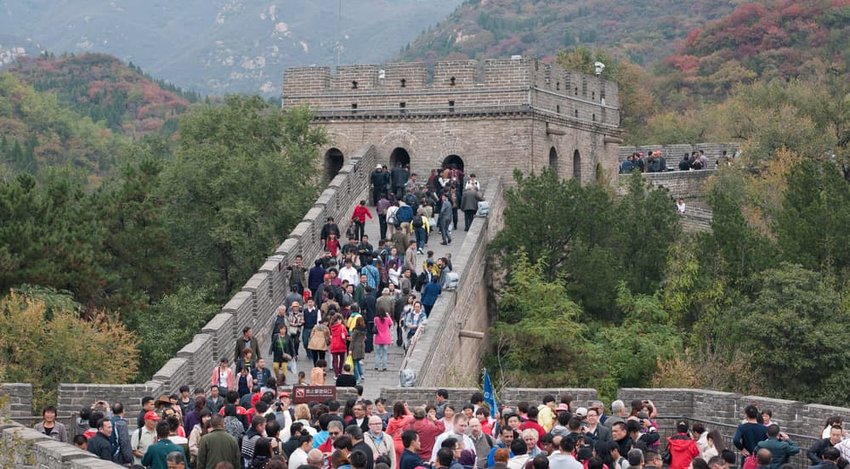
[482, 368, 498, 418]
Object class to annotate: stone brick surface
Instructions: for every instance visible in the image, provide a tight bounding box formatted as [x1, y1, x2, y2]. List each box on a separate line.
[282, 58, 622, 186]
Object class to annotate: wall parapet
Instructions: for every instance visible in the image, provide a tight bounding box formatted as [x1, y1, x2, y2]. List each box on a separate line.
[402, 177, 505, 387]
[42, 144, 377, 427]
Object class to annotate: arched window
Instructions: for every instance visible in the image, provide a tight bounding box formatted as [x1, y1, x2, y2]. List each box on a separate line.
[549, 147, 559, 176]
[390, 147, 411, 168]
[324, 148, 344, 180]
[443, 154, 464, 171]
[573, 150, 582, 182]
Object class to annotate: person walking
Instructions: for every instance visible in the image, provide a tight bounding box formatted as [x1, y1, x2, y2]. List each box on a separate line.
[352, 200, 374, 242]
[373, 308, 393, 371]
[460, 188, 483, 231]
[197, 415, 240, 469]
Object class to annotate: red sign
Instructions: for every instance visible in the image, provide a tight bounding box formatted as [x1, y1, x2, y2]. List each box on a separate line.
[292, 385, 337, 404]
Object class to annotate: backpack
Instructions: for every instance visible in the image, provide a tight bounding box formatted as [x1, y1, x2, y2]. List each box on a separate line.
[396, 205, 413, 223]
[412, 216, 423, 229]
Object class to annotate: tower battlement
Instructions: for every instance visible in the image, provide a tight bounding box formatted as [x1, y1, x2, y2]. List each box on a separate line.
[283, 57, 619, 126]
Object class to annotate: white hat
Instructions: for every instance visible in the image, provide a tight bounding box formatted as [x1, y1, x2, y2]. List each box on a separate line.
[575, 407, 588, 417]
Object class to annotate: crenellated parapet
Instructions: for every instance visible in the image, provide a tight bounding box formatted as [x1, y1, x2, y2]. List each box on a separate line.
[282, 57, 619, 128]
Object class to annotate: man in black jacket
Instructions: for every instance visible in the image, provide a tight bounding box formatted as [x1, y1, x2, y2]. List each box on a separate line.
[87, 418, 114, 461]
[808, 427, 844, 465]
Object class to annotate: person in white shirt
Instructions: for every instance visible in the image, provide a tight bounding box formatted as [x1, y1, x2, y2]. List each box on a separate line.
[432, 414, 476, 463]
[676, 198, 686, 215]
[549, 435, 583, 469]
[288, 434, 313, 469]
[339, 259, 359, 286]
[131, 411, 159, 466]
[507, 439, 531, 469]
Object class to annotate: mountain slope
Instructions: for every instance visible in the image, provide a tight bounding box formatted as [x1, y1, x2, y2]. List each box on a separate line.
[8, 53, 195, 137]
[0, 72, 127, 178]
[656, 0, 850, 103]
[0, 0, 463, 95]
[400, 0, 736, 65]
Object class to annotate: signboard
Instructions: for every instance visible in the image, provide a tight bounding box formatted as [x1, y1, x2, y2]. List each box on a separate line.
[292, 385, 337, 404]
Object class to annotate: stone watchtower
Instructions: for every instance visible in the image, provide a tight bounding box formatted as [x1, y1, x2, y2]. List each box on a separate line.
[282, 57, 622, 183]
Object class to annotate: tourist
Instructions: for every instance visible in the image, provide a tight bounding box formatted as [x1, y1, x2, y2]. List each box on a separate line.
[34, 405, 67, 443]
[197, 414, 241, 469]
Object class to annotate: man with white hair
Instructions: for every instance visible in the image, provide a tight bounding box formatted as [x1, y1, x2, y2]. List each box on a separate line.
[605, 400, 627, 428]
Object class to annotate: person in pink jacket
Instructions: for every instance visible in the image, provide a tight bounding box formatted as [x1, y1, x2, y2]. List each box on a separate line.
[373, 309, 394, 371]
[210, 357, 235, 391]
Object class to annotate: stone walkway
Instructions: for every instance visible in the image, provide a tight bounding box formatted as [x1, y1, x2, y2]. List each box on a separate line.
[284, 198, 471, 399]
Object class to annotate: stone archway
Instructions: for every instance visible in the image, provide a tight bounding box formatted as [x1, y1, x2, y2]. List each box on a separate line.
[443, 154, 464, 171]
[549, 147, 559, 176]
[390, 147, 411, 168]
[573, 149, 582, 182]
[324, 148, 344, 180]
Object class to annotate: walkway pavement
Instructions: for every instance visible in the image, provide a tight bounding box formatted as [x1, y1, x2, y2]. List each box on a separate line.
[288, 198, 472, 399]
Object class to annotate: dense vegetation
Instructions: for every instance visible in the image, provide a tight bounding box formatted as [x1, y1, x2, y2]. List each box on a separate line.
[8, 54, 199, 137]
[401, 0, 735, 66]
[0, 95, 326, 408]
[490, 155, 850, 406]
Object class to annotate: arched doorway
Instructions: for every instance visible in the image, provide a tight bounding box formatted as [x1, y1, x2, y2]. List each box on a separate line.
[443, 154, 464, 171]
[573, 149, 582, 182]
[548, 147, 559, 176]
[595, 163, 603, 182]
[390, 147, 410, 168]
[324, 148, 344, 180]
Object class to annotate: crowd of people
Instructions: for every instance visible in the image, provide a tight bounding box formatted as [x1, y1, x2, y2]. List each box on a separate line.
[36, 389, 850, 469]
[619, 149, 738, 174]
[212, 162, 487, 395]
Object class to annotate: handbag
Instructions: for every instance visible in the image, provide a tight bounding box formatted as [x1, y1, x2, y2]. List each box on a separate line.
[345, 353, 354, 369]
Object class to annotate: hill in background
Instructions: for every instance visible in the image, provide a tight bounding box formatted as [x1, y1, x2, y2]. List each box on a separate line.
[7, 53, 198, 138]
[0, 53, 198, 179]
[400, 0, 736, 65]
[0, 0, 463, 96]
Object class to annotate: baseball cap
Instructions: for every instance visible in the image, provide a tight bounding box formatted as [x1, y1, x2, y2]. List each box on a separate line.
[575, 407, 588, 418]
[144, 411, 161, 421]
[556, 403, 570, 412]
[279, 391, 291, 398]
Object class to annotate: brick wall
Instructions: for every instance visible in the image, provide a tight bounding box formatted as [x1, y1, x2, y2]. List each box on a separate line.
[0, 421, 124, 469]
[402, 177, 505, 387]
[619, 143, 739, 169]
[35, 144, 377, 425]
[0, 383, 33, 419]
[282, 57, 620, 130]
[617, 169, 715, 201]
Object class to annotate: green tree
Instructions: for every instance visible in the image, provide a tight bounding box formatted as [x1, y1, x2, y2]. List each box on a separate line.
[0, 291, 139, 410]
[95, 157, 177, 307]
[159, 97, 326, 299]
[706, 171, 776, 284]
[490, 168, 614, 281]
[597, 284, 682, 393]
[613, 172, 681, 294]
[732, 264, 850, 404]
[776, 159, 850, 273]
[490, 252, 594, 387]
[126, 286, 219, 379]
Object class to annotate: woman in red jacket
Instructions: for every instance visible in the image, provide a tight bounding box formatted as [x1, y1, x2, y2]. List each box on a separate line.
[667, 421, 700, 469]
[351, 200, 374, 242]
[329, 313, 350, 376]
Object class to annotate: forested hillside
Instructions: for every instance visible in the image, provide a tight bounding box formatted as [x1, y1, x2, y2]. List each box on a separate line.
[0, 73, 127, 178]
[401, 0, 736, 65]
[655, 0, 850, 107]
[8, 53, 198, 137]
[0, 97, 326, 408]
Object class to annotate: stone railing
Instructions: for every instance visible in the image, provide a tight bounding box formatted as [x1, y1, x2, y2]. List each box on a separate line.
[379, 386, 848, 439]
[619, 142, 739, 169]
[0, 144, 378, 467]
[401, 177, 505, 387]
